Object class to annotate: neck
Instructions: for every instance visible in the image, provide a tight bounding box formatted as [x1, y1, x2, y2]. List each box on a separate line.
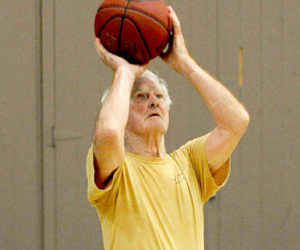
[125, 131, 166, 158]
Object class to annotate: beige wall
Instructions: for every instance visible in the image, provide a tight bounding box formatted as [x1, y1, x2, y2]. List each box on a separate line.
[1, 0, 42, 249]
[1, 0, 299, 249]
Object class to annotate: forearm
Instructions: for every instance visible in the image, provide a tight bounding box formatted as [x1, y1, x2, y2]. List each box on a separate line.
[180, 57, 249, 133]
[94, 67, 135, 139]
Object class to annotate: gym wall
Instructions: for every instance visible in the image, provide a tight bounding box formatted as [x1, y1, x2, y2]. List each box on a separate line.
[1, 0, 299, 249]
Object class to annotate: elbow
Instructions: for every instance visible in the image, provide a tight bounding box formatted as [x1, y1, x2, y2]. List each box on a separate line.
[218, 109, 250, 137]
[235, 110, 250, 135]
[225, 110, 250, 136]
[243, 110, 250, 128]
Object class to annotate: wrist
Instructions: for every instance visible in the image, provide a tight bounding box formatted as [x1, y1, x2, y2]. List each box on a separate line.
[115, 66, 136, 80]
[113, 66, 136, 90]
[174, 56, 197, 77]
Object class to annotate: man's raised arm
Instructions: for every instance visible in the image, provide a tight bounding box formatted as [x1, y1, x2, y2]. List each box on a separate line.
[93, 38, 147, 188]
[162, 7, 249, 175]
[180, 58, 249, 175]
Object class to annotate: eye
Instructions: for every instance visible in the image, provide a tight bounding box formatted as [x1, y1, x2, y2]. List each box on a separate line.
[137, 93, 147, 100]
[156, 94, 164, 99]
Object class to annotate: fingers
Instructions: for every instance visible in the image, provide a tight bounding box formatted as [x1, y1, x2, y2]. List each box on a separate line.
[167, 6, 181, 36]
[94, 37, 147, 75]
[94, 37, 116, 64]
[160, 34, 174, 59]
[94, 37, 106, 61]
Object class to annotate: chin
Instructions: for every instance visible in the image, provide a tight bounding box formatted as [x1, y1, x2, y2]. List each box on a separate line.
[147, 124, 168, 134]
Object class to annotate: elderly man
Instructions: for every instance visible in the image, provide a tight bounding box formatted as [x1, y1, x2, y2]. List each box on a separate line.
[86, 6, 249, 250]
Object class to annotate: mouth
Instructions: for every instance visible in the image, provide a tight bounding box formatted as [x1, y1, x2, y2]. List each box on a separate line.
[148, 113, 161, 118]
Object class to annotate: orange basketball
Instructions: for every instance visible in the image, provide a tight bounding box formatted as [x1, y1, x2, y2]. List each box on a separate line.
[94, 0, 172, 64]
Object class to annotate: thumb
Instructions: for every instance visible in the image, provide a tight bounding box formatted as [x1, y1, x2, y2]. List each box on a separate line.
[167, 6, 182, 36]
[160, 28, 173, 59]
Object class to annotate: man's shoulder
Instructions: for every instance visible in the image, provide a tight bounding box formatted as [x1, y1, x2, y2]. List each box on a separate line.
[169, 133, 211, 160]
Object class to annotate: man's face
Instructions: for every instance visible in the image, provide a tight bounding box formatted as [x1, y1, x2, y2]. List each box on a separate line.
[126, 77, 170, 136]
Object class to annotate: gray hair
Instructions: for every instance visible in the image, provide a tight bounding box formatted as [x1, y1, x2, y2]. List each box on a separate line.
[101, 70, 172, 107]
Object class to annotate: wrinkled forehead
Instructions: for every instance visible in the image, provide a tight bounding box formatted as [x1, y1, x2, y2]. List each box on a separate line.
[131, 76, 163, 94]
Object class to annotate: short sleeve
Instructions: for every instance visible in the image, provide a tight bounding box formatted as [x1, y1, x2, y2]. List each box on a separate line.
[182, 133, 231, 203]
[86, 144, 123, 209]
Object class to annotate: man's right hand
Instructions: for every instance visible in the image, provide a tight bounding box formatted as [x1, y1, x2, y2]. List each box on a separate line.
[94, 38, 148, 78]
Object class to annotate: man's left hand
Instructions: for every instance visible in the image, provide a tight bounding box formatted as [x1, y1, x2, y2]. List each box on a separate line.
[160, 6, 191, 72]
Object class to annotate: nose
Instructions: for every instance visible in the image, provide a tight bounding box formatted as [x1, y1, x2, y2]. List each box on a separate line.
[148, 95, 159, 108]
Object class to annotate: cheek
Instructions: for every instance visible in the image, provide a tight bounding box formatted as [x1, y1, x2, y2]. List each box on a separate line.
[165, 111, 170, 126]
[128, 104, 145, 124]
[164, 107, 170, 126]
[132, 104, 146, 113]
[128, 112, 138, 124]
[130, 103, 147, 117]
[162, 104, 169, 117]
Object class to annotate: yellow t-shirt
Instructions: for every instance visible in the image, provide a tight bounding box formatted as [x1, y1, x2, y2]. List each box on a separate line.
[86, 133, 230, 250]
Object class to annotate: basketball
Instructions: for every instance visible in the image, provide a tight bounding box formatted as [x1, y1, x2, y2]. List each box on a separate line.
[94, 0, 172, 64]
